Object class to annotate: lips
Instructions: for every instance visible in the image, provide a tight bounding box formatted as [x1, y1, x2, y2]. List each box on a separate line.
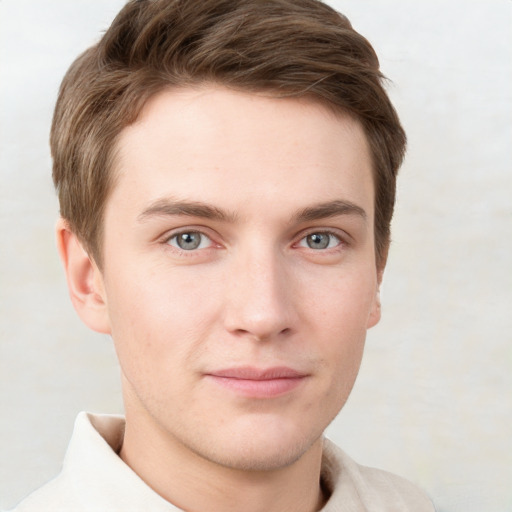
[205, 366, 308, 398]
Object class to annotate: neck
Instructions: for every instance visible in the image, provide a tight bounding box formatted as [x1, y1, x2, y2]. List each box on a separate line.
[119, 404, 326, 512]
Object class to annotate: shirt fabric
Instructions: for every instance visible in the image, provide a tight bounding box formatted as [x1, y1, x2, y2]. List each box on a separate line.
[10, 412, 435, 511]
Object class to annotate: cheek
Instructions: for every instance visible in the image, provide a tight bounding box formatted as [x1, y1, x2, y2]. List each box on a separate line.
[303, 263, 378, 329]
[302, 266, 375, 385]
[103, 263, 218, 376]
[317, 324, 367, 421]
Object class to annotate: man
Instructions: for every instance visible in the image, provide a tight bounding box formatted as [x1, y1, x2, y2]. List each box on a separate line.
[11, 0, 435, 510]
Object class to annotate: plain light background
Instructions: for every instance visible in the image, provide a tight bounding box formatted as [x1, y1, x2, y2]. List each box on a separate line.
[0, 1, 511, 511]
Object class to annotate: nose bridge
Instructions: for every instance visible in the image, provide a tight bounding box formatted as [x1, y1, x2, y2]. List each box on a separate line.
[223, 240, 294, 340]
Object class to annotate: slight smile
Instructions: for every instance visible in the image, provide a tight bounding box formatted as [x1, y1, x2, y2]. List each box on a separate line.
[205, 367, 309, 398]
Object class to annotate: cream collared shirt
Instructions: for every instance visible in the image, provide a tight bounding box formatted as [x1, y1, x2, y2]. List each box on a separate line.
[11, 412, 435, 511]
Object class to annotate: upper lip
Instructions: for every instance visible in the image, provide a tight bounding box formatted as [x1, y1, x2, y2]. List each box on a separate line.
[206, 366, 307, 380]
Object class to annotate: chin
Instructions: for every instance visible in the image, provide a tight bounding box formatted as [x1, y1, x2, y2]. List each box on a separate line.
[205, 438, 319, 472]
[189, 416, 325, 472]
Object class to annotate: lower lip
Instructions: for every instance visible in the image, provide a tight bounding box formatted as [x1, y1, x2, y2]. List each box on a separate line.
[206, 375, 306, 398]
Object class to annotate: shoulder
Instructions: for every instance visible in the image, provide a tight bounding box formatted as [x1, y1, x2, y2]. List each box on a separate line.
[7, 412, 176, 512]
[6, 472, 78, 512]
[321, 438, 436, 512]
[6, 412, 123, 512]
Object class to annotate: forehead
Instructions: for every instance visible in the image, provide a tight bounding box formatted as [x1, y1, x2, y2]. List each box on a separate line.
[109, 85, 374, 222]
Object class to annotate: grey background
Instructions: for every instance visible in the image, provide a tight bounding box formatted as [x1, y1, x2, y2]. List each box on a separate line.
[1, 1, 511, 510]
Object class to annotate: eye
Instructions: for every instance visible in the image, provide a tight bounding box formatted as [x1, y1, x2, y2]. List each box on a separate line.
[167, 231, 212, 251]
[299, 232, 341, 250]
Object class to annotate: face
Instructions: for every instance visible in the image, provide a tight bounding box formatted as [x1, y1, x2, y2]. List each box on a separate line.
[96, 86, 381, 471]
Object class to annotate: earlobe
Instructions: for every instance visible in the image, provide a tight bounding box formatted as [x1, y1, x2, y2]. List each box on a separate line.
[367, 267, 384, 329]
[367, 288, 381, 329]
[56, 218, 111, 334]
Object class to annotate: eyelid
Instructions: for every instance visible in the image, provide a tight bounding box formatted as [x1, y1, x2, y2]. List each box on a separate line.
[160, 226, 221, 251]
[167, 231, 212, 250]
[295, 227, 349, 246]
[298, 230, 342, 249]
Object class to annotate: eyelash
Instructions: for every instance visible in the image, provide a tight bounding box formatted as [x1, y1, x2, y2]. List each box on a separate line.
[164, 230, 215, 252]
[296, 230, 344, 251]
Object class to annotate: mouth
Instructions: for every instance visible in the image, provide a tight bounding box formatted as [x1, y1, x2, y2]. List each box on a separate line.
[204, 366, 308, 398]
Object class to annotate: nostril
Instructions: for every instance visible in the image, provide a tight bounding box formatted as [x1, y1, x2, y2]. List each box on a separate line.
[230, 325, 292, 341]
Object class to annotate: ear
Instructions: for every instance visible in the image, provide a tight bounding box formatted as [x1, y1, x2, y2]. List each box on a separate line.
[56, 218, 111, 334]
[366, 267, 384, 329]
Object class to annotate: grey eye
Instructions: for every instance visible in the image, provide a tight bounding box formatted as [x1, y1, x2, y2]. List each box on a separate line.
[170, 231, 205, 250]
[306, 233, 330, 249]
[301, 232, 341, 250]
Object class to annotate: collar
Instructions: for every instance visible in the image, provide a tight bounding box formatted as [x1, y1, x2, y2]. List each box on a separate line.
[60, 412, 432, 512]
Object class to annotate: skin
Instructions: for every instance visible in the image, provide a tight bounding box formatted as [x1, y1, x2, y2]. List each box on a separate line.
[58, 86, 382, 512]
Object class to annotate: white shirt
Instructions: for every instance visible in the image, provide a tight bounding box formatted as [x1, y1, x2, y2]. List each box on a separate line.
[10, 412, 435, 511]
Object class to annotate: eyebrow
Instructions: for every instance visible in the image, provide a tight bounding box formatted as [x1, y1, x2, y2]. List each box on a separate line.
[137, 198, 237, 223]
[293, 200, 367, 223]
[137, 198, 366, 224]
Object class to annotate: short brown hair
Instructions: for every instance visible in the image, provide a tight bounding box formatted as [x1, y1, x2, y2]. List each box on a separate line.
[51, 0, 406, 268]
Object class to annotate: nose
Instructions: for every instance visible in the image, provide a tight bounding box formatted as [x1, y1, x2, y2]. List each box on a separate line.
[222, 245, 296, 341]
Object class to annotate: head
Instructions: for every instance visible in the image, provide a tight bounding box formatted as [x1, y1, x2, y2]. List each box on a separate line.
[52, 0, 406, 482]
[51, 0, 405, 271]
